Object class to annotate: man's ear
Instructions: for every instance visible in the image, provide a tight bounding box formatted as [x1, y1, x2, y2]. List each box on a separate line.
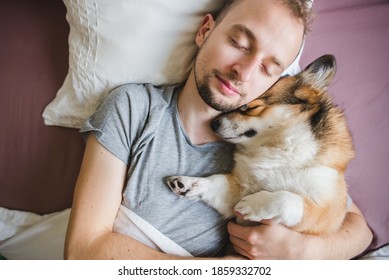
[196, 14, 215, 47]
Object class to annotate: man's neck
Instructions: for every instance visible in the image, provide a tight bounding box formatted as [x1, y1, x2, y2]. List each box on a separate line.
[178, 71, 223, 146]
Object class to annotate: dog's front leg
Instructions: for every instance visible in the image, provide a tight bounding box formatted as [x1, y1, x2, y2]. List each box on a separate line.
[235, 190, 304, 227]
[166, 174, 239, 218]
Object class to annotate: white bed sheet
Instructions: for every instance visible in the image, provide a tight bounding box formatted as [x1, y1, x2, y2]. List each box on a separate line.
[0, 206, 388, 260]
[0, 207, 70, 260]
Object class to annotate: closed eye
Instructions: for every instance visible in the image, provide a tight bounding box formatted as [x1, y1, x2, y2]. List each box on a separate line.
[239, 104, 248, 111]
[240, 104, 262, 115]
[247, 105, 262, 111]
[229, 38, 249, 54]
[261, 64, 272, 77]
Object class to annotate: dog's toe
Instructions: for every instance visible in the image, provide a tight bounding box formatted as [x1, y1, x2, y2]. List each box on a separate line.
[166, 177, 187, 196]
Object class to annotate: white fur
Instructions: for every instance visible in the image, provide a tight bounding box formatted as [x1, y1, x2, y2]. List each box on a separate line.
[167, 175, 236, 218]
[235, 190, 304, 227]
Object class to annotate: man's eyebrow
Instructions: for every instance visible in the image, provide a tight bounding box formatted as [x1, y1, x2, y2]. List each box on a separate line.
[271, 57, 284, 70]
[231, 24, 256, 42]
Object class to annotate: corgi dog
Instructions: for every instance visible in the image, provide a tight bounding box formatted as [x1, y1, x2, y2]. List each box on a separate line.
[167, 55, 355, 235]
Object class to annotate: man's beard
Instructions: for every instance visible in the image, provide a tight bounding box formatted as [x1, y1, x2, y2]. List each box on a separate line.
[194, 59, 242, 113]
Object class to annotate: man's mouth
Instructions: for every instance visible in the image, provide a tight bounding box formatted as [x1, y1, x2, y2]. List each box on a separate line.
[216, 75, 240, 97]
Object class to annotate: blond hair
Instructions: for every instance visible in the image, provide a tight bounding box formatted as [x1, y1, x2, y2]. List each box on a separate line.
[214, 0, 314, 34]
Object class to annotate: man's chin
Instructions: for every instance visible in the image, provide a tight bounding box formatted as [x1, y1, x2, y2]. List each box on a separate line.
[206, 98, 241, 113]
[197, 81, 241, 112]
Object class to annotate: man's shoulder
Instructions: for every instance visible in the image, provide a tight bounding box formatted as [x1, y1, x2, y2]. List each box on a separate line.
[111, 83, 177, 97]
[109, 83, 177, 106]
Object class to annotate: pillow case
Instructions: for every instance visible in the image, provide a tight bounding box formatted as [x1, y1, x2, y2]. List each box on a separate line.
[42, 0, 302, 128]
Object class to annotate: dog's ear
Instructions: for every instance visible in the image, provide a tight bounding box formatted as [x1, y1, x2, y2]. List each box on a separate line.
[301, 54, 336, 92]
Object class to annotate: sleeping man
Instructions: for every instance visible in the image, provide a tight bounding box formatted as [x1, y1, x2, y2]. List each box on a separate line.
[64, 0, 372, 259]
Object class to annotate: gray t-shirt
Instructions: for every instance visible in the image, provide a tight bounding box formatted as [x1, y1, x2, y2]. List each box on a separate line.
[81, 83, 235, 257]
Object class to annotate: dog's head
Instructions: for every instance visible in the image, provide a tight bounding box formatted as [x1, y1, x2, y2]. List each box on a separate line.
[211, 55, 337, 146]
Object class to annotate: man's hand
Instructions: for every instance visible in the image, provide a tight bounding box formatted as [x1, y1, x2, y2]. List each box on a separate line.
[227, 218, 307, 260]
[228, 202, 373, 260]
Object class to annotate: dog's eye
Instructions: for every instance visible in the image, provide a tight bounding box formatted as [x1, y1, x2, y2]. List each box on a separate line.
[240, 104, 262, 112]
[240, 104, 248, 111]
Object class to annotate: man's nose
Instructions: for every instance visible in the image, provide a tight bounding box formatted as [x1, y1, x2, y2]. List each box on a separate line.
[232, 57, 259, 82]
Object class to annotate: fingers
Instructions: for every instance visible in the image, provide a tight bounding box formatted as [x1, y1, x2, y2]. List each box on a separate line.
[227, 219, 255, 238]
[227, 219, 301, 259]
[227, 220, 267, 260]
[227, 221, 252, 258]
[227, 218, 273, 238]
[229, 235, 255, 259]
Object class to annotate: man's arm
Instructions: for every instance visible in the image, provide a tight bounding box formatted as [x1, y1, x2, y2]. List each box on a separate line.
[65, 135, 241, 260]
[227, 202, 373, 259]
[64, 135, 172, 259]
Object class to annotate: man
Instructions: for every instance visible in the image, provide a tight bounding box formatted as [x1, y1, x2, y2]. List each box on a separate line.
[64, 0, 372, 259]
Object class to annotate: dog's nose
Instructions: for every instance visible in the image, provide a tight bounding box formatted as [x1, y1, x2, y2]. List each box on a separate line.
[210, 119, 221, 132]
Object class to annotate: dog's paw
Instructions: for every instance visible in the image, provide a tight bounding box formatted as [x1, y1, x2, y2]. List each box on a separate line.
[166, 176, 192, 196]
[234, 191, 276, 222]
[166, 176, 207, 199]
[234, 191, 304, 227]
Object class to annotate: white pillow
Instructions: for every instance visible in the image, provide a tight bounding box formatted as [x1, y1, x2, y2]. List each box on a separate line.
[42, 0, 303, 128]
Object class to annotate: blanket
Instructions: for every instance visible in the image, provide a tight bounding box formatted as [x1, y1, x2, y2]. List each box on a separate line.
[0, 206, 192, 259]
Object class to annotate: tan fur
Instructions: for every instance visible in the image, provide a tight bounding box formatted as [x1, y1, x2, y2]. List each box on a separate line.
[294, 174, 348, 234]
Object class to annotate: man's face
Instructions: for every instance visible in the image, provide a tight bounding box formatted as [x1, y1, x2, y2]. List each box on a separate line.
[194, 0, 305, 112]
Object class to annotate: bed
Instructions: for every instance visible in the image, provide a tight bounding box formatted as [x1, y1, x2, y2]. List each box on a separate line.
[0, 0, 388, 259]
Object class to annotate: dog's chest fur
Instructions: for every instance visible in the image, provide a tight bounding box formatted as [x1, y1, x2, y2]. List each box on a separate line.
[232, 121, 319, 197]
